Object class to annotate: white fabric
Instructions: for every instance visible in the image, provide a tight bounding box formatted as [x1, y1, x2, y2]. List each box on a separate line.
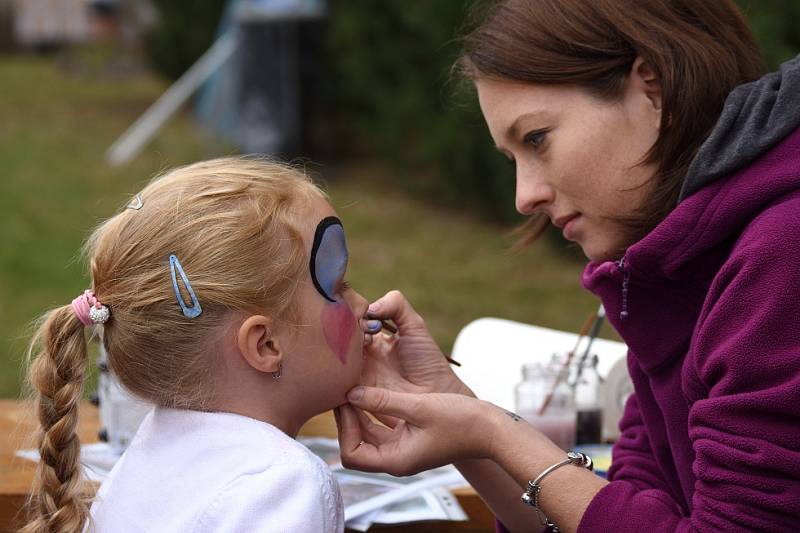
[87, 408, 344, 533]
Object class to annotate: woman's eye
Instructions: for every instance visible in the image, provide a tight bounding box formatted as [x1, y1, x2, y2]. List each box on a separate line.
[523, 129, 548, 149]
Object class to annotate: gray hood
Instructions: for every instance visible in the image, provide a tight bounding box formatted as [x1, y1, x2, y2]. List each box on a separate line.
[679, 54, 800, 201]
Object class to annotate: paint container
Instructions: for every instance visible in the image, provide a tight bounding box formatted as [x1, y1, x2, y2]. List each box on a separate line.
[515, 356, 576, 450]
[574, 354, 604, 444]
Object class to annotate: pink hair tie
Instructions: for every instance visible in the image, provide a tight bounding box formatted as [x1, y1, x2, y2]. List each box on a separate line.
[71, 289, 110, 326]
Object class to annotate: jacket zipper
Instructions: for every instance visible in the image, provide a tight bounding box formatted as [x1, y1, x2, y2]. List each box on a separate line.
[617, 255, 630, 321]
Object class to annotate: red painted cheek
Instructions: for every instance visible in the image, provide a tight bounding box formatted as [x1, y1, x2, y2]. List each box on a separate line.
[321, 302, 356, 365]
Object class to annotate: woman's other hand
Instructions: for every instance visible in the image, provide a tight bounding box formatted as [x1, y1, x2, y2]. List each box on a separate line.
[336, 386, 498, 476]
[363, 290, 473, 396]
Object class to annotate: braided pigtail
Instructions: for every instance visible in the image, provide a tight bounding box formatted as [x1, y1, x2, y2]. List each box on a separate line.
[21, 305, 93, 533]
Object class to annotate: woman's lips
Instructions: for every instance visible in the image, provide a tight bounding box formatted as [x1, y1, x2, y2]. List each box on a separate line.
[561, 214, 580, 240]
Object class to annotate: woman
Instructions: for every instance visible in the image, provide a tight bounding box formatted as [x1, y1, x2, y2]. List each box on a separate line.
[336, 1, 800, 532]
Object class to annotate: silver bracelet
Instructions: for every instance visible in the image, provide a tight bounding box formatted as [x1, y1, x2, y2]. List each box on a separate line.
[521, 451, 593, 532]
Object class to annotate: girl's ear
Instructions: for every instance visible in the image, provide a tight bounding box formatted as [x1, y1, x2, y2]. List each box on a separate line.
[237, 315, 283, 374]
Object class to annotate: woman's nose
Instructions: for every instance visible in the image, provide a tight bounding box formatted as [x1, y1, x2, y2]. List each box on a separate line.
[515, 169, 554, 215]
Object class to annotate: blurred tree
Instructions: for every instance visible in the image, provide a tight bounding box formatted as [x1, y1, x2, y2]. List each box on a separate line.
[322, 0, 519, 223]
[0, 0, 13, 52]
[143, 0, 227, 80]
[737, 0, 800, 68]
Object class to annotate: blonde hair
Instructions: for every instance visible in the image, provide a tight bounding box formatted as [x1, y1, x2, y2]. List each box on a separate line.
[22, 157, 326, 532]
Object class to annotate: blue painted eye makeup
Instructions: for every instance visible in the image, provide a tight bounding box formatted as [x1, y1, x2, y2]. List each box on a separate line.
[310, 216, 348, 302]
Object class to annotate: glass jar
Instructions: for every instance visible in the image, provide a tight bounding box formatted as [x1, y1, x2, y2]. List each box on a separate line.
[573, 354, 604, 444]
[514, 354, 576, 450]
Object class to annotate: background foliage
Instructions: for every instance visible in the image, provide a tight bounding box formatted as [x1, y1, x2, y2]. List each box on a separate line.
[143, 0, 227, 80]
[143, 0, 800, 224]
[738, 0, 800, 67]
[320, 1, 518, 223]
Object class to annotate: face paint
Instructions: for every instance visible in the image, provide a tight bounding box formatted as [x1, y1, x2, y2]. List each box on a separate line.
[310, 217, 348, 302]
[321, 303, 356, 365]
[310, 216, 355, 364]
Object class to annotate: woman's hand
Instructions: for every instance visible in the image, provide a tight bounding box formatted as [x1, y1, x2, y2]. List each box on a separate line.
[336, 386, 498, 476]
[362, 290, 473, 397]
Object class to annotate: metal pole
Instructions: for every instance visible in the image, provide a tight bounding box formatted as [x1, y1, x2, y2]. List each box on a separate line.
[105, 31, 239, 166]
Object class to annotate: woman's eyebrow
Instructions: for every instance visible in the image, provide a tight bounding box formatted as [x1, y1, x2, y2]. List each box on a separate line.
[506, 110, 550, 139]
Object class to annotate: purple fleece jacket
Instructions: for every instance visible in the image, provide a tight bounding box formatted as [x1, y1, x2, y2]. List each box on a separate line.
[495, 57, 800, 532]
[576, 126, 800, 531]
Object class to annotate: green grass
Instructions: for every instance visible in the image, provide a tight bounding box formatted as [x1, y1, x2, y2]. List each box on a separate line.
[0, 51, 602, 399]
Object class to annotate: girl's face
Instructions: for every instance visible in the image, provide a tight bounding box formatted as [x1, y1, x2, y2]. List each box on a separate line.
[476, 70, 662, 262]
[286, 197, 370, 412]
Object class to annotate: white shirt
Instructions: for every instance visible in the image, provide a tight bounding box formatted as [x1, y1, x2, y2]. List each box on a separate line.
[88, 408, 344, 533]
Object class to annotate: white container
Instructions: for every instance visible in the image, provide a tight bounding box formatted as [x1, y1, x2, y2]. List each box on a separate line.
[97, 346, 152, 454]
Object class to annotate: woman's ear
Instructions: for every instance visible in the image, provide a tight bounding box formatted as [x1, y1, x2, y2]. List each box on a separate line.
[630, 56, 663, 121]
[237, 315, 283, 374]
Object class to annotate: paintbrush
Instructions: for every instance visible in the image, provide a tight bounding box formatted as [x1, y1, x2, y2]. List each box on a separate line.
[537, 309, 598, 416]
[378, 319, 397, 334]
[572, 306, 606, 385]
[367, 319, 461, 366]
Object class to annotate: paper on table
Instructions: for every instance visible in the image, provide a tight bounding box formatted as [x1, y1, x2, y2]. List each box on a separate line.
[301, 437, 468, 530]
[347, 487, 466, 532]
[341, 469, 466, 522]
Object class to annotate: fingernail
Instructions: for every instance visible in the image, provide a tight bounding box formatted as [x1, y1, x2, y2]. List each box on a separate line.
[368, 302, 381, 313]
[365, 320, 381, 333]
[348, 387, 365, 402]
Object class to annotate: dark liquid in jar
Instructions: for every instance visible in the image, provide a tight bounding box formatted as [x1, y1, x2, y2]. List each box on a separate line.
[576, 408, 603, 444]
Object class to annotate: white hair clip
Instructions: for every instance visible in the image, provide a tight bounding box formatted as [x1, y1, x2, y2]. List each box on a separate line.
[126, 194, 143, 210]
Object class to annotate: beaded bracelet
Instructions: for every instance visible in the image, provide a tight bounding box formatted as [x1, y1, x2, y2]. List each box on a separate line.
[521, 451, 594, 532]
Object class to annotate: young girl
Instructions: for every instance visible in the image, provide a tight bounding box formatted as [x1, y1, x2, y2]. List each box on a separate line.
[22, 157, 374, 533]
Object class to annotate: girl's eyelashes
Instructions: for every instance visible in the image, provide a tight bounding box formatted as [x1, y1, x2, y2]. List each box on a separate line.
[339, 280, 352, 292]
[523, 128, 549, 149]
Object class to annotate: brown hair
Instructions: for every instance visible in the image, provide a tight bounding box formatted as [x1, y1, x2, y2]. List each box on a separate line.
[22, 157, 325, 532]
[459, 0, 764, 245]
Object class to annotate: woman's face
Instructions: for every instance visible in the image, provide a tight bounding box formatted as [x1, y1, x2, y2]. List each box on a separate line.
[476, 68, 662, 262]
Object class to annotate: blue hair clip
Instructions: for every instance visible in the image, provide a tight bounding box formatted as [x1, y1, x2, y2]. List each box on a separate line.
[169, 254, 202, 318]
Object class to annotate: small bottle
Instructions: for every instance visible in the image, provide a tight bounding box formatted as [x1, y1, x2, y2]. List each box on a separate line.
[514, 355, 576, 450]
[574, 354, 604, 444]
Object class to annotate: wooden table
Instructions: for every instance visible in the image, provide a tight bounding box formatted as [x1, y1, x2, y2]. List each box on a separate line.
[1, 400, 496, 532]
